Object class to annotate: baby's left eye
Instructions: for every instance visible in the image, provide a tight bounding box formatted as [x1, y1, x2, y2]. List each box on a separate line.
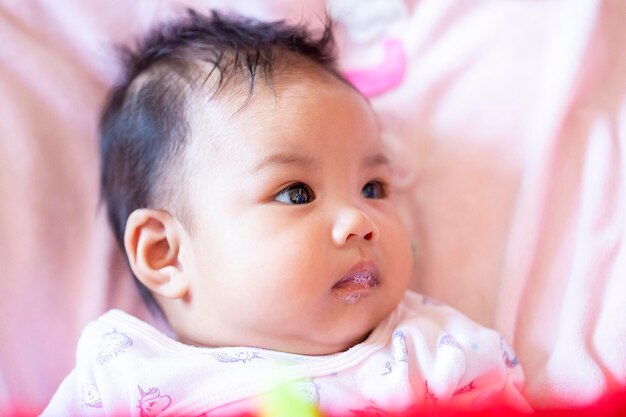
[362, 181, 386, 199]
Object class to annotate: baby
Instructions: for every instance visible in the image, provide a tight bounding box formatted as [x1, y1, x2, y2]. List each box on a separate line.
[43, 10, 530, 416]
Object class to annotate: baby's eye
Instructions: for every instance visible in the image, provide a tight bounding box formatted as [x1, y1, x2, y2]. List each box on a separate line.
[275, 183, 314, 205]
[362, 181, 387, 199]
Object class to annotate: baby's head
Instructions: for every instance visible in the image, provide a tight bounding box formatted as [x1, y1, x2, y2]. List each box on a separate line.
[101, 10, 412, 355]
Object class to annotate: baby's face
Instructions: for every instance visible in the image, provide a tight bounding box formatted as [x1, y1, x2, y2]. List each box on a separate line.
[175, 70, 412, 355]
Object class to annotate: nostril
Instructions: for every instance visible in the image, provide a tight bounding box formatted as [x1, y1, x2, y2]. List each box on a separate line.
[364, 231, 373, 240]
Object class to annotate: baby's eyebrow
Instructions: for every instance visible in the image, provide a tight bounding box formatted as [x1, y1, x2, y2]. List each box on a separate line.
[251, 152, 316, 174]
[364, 153, 390, 168]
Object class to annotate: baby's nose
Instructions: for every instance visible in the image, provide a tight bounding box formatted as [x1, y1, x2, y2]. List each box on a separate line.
[331, 207, 380, 246]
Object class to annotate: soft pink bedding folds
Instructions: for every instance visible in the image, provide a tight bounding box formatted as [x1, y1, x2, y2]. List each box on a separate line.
[0, 0, 624, 413]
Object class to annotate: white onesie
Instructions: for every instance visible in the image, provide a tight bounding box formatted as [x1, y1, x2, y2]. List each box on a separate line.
[42, 291, 531, 416]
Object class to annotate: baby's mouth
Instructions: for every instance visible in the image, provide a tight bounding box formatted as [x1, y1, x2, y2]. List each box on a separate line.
[332, 263, 380, 304]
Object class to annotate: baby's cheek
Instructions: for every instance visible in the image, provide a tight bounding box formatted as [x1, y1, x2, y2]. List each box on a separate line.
[383, 212, 409, 241]
[385, 224, 413, 274]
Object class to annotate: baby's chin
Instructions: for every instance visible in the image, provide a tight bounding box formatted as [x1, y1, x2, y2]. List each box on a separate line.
[251, 313, 385, 356]
[281, 295, 404, 355]
[285, 308, 393, 356]
[271, 327, 377, 356]
[173, 318, 379, 356]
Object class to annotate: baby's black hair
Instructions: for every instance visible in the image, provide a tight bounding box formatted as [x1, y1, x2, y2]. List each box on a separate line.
[100, 10, 344, 313]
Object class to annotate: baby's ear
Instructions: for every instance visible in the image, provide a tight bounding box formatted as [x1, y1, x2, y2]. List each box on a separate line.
[124, 209, 188, 299]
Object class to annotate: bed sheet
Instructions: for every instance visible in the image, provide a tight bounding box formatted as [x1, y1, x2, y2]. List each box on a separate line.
[0, 0, 624, 412]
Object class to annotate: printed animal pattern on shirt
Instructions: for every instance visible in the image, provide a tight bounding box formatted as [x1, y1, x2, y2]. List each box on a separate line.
[381, 330, 408, 375]
[81, 384, 103, 408]
[500, 337, 519, 368]
[96, 329, 133, 365]
[137, 386, 171, 417]
[208, 350, 263, 363]
[438, 334, 462, 349]
[288, 379, 320, 406]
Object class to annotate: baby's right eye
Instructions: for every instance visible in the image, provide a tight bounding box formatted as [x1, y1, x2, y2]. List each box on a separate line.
[275, 183, 315, 205]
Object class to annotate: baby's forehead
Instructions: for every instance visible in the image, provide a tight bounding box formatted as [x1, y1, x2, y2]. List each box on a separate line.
[184, 60, 353, 136]
[187, 72, 373, 154]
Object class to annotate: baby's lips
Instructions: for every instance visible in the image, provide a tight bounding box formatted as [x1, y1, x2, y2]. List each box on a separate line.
[330, 261, 380, 303]
[333, 270, 379, 290]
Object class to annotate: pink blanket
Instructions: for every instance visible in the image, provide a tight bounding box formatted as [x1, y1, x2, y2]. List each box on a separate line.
[0, 0, 624, 412]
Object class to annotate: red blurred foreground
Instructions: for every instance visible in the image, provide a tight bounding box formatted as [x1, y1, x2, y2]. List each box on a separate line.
[9, 388, 626, 417]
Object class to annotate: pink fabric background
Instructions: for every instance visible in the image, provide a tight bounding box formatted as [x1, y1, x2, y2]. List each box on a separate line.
[0, 0, 624, 413]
